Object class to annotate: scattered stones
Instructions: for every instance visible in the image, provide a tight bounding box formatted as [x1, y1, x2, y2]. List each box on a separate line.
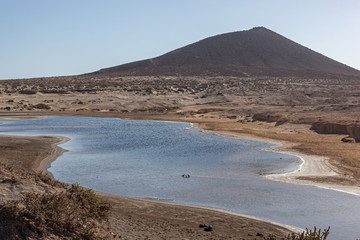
[256, 232, 264, 237]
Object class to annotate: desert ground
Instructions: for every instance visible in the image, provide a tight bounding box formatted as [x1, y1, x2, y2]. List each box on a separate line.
[1, 75, 360, 238]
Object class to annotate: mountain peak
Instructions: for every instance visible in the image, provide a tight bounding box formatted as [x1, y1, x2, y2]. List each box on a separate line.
[250, 26, 269, 31]
[94, 27, 360, 78]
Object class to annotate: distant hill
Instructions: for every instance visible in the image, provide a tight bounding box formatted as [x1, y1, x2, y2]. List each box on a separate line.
[93, 27, 360, 78]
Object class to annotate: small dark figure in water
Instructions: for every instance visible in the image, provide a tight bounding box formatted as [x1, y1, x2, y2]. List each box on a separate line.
[182, 174, 190, 178]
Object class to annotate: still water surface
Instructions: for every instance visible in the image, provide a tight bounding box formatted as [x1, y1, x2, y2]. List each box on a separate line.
[1, 117, 359, 239]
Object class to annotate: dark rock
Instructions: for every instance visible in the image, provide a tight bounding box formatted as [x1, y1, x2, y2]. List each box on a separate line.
[204, 225, 213, 232]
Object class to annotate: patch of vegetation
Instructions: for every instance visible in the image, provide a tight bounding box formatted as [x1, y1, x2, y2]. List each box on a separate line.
[0, 163, 26, 178]
[34, 172, 66, 188]
[0, 164, 64, 186]
[32, 103, 51, 110]
[19, 89, 37, 94]
[132, 106, 179, 113]
[0, 184, 113, 239]
[265, 226, 330, 240]
[0, 163, 15, 173]
[195, 108, 223, 114]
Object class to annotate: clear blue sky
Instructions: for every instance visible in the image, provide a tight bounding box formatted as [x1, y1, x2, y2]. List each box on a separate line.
[1, 0, 359, 79]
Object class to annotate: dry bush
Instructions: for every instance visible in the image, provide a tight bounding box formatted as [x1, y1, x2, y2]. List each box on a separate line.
[132, 106, 179, 113]
[34, 172, 66, 188]
[19, 89, 37, 95]
[0, 184, 113, 239]
[32, 103, 51, 110]
[265, 226, 330, 240]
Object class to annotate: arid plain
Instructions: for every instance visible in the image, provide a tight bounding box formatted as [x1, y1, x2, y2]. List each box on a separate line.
[1, 74, 360, 238]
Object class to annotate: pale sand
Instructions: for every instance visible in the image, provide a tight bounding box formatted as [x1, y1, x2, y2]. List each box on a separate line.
[0, 114, 68, 173]
[265, 147, 360, 196]
[143, 197, 303, 233]
[36, 136, 70, 173]
[0, 114, 48, 121]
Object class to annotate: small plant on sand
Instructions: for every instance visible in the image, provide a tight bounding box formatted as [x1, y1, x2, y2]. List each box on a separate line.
[265, 226, 330, 240]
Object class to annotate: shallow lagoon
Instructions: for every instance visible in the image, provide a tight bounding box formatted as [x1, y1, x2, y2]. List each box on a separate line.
[1, 116, 360, 239]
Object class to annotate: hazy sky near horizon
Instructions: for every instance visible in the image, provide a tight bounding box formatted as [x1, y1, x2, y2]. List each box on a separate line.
[1, 0, 360, 79]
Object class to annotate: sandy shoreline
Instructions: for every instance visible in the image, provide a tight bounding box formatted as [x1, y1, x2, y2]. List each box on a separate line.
[0, 115, 302, 238]
[3, 113, 360, 237]
[0, 115, 70, 175]
[190, 122, 360, 196]
[264, 147, 360, 196]
[36, 136, 70, 174]
[3, 113, 360, 197]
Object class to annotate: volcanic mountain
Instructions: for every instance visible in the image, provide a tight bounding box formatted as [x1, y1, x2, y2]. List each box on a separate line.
[94, 27, 360, 78]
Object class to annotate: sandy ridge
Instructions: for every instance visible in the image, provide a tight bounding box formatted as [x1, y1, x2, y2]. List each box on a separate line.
[35, 136, 70, 173]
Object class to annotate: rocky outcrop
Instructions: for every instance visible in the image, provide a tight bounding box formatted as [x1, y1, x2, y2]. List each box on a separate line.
[310, 122, 348, 134]
[311, 122, 360, 142]
[347, 125, 360, 142]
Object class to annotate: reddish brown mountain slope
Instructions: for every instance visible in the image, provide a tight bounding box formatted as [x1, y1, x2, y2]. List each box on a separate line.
[93, 27, 360, 78]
